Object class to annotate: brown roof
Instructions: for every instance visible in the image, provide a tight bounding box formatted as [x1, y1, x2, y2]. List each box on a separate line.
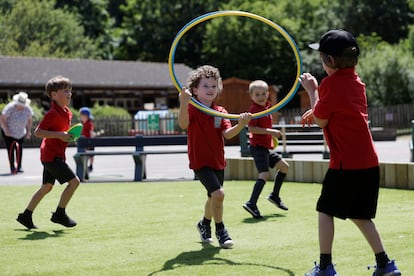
[0, 55, 192, 89]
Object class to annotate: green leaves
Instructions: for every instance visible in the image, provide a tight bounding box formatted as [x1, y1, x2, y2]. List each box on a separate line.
[0, 0, 99, 58]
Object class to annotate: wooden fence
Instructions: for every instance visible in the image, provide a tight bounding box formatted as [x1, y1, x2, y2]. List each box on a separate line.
[225, 158, 414, 190]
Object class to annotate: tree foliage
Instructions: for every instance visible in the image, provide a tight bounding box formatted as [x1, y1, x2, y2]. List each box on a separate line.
[0, 0, 414, 106]
[358, 36, 414, 106]
[338, 0, 414, 43]
[0, 0, 99, 58]
[54, 0, 118, 59]
[114, 0, 229, 61]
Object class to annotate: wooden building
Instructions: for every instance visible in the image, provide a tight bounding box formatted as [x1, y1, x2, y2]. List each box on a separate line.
[0, 56, 192, 113]
[217, 77, 279, 123]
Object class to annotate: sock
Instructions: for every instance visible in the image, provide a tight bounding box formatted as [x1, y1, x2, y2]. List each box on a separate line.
[375, 252, 390, 268]
[319, 254, 332, 270]
[23, 209, 32, 216]
[249, 179, 266, 204]
[202, 217, 211, 226]
[272, 172, 286, 197]
[215, 222, 224, 231]
[55, 207, 65, 215]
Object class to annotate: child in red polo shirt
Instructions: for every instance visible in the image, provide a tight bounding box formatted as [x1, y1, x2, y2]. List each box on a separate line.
[79, 107, 96, 175]
[300, 30, 400, 276]
[178, 65, 251, 248]
[16, 75, 80, 229]
[243, 80, 289, 219]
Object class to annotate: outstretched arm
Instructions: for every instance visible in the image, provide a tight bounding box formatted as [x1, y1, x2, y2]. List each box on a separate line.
[223, 112, 252, 140]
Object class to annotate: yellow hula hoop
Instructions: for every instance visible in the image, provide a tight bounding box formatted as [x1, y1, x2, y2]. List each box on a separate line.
[168, 10, 302, 120]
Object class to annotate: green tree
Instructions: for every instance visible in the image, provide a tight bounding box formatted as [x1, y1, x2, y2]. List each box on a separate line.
[358, 35, 414, 106]
[0, 0, 99, 58]
[200, 1, 300, 95]
[339, 0, 414, 44]
[114, 0, 229, 61]
[54, 0, 116, 59]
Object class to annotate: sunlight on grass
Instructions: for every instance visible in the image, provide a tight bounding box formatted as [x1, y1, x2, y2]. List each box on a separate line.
[0, 181, 413, 275]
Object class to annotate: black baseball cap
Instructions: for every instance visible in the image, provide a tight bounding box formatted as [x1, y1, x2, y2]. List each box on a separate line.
[309, 29, 360, 57]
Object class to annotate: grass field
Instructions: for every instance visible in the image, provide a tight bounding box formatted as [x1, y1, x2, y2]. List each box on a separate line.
[1, 181, 413, 275]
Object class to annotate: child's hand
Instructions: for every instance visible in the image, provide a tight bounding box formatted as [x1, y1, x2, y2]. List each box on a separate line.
[60, 132, 73, 142]
[238, 112, 252, 125]
[179, 87, 192, 105]
[271, 129, 283, 139]
[301, 109, 315, 127]
[299, 73, 318, 95]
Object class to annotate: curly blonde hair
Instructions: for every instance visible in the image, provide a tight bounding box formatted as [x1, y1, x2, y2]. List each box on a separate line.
[186, 65, 223, 93]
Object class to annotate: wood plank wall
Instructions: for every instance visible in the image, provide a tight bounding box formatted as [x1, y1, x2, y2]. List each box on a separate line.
[225, 158, 414, 190]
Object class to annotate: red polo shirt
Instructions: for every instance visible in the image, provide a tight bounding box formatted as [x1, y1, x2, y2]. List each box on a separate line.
[37, 101, 72, 162]
[81, 119, 94, 138]
[187, 103, 232, 170]
[248, 101, 273, 149]
[314, 67, 378, 169]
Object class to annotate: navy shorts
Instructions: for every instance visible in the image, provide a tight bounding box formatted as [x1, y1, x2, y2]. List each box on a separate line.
[317, 166, 380, 220]
[250, 145, 282, 173]
[42, 158, 76, 185]
[194, 167, 224, 197]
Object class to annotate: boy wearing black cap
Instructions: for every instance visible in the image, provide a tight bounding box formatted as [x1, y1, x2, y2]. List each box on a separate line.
[300, 30, 401, 276]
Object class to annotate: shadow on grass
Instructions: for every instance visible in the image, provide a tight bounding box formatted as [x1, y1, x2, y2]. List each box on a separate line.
[0, 173, 14, 176]
[242, 213, 286, 224]
[16, 229, 67, 240]
[148, 243, 294, 276]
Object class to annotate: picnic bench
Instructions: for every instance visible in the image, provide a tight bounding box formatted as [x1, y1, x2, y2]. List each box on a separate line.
[73, 135, 187, 181]
[240, 124, 330, 159]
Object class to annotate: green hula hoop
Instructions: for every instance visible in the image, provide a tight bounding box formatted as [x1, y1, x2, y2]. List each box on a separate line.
[168, 10, 302, 120]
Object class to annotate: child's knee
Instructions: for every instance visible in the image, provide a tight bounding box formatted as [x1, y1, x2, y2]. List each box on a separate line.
[211, 189, 225, 202]
[277, 160, 289, 173]
[259, 171, 270, 181]
[42, 184, 53, 194]
[68, 177, 80, 188]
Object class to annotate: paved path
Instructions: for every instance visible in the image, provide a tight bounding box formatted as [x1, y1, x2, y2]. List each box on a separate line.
[0, 136, 411, 185]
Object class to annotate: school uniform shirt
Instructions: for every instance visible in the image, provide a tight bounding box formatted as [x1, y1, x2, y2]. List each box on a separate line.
[81, 119, 94, 138]
[248, 101, 273, 149]
[314, 67, 378, 169]
[187, 103, 232, 170]
[37, 101, 72, 162]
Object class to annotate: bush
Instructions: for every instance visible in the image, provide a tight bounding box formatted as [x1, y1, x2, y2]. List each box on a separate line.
[358, 35, 414, 106]
[71, 104, 132, 136]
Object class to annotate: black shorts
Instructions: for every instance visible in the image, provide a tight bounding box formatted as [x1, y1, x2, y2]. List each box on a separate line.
[42, 158, 76, 185]
[317, 166, 380, 220]
[194, 167, 224, 197]
[250, 145, 282, 173]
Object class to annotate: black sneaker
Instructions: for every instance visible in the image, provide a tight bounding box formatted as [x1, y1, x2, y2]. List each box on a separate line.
[267, 194, 289, 211]
[242, 202, 263, 219]
[215, 228, 234, 249]
[16, 213, 38, 229]
[51, 212, 77, 227]
[88, 165, 93, 172]
[196, 220, 213, 243]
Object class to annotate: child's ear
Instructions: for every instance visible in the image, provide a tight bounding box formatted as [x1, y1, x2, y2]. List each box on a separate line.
[327, 55, 336, 67]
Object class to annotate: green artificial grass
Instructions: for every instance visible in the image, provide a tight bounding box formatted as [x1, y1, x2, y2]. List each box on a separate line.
[0, 181, 413, 275]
